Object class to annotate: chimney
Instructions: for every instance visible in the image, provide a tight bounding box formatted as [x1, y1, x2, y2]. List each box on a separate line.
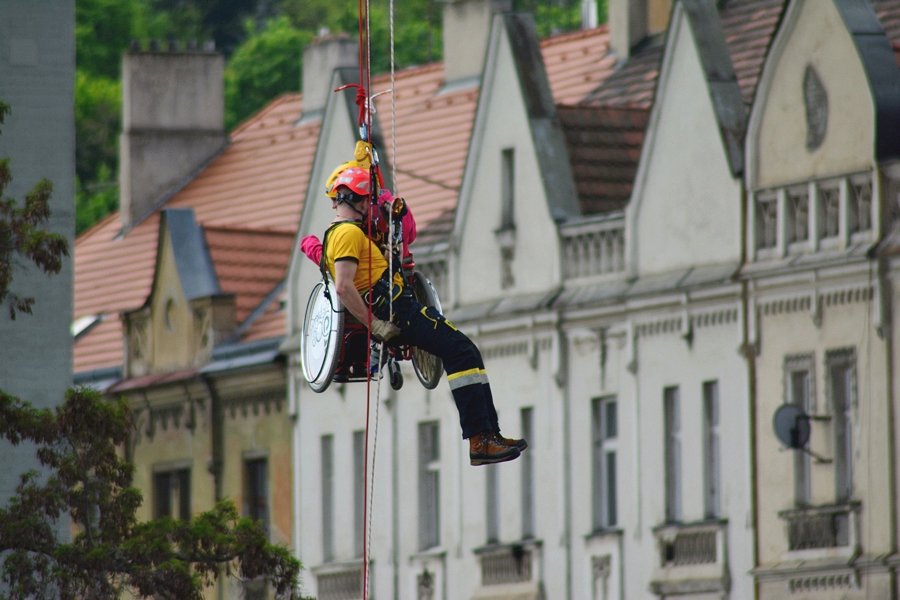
[609, 0, 672, 60]
[301, 32, 358, 119]
[119, 41, 226, 230]
[440, 0, 512, 85]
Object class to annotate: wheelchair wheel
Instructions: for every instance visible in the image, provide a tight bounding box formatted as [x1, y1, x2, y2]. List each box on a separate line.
[300, 278, 344, 393]
[410, 271, 443, 390]
[389, 360, 403, 390]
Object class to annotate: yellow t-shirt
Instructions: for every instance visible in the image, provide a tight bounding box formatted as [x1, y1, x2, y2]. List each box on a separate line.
[324, 222, 401, 292]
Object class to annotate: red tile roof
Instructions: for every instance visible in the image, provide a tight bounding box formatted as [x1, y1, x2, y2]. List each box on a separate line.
[204, 225, 295, 324]
[71, 24, 653, 376]
[74, 96, 319, 374]
[719, 0, 786, 104]
[582, 40, 664, 109]
[559, 105, 650, 215]
[541, 25, 616, 105]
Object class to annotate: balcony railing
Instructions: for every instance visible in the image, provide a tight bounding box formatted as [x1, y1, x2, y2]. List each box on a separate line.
[650, 520, 729, 597]
[779, 503, 859, 552]
[315, 563, 363, 600]
[560, 213, 626, 279]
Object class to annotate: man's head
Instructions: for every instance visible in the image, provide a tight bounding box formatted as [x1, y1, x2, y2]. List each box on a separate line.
[329, 166, 372, 219]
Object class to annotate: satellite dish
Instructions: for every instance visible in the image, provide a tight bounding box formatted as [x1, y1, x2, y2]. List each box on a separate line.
[773, 404, 811, 449]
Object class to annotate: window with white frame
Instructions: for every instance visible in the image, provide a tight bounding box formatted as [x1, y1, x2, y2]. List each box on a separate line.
[521, 407, 535, 538]
[818, 183, 840, 239]
[787, 186, 809, 245]
[849, 177, 872, 234]
[153, 467, 190, 520]
[702, 381, 721, 518]
[500, 147, 515, 231]
[353, 430, 365, 557]
[592, 396, 618, 530]
[321, 434, 334, 562]
[827, 349, 856, 503]
[244, 457, 269, 536]
[664, 387, 682, 522]
[785, 354, 814, 506]
[756, 194, 778, 250]
[418, 421, 440, 550]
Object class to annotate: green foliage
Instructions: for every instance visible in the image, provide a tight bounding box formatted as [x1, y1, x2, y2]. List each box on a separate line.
[76, 0, 135, 79]
[225, 17, 312, 130]
[0, 388, 303, 599]
[0, 102, 70, 319]
[74, 71, 121, 234]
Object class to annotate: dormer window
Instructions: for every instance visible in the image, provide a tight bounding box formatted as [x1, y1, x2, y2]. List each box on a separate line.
[495, 147, 516, 289]
[164, 298, 177, 331]
[500, 147, 515, 231]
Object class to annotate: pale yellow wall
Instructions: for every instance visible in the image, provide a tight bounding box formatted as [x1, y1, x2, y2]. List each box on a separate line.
[220, 395, 294, 548]
[754, 0, 874, 189]
[150, 233, 198, 371]
[754, 293, 890, 563]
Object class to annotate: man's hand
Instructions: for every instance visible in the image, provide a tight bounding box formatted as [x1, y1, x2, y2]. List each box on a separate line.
[371, 318, 401, 342]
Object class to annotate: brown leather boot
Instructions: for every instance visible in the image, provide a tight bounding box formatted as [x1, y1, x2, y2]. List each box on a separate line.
[496, 433, 527, 452]
[469, 431, 521, 466]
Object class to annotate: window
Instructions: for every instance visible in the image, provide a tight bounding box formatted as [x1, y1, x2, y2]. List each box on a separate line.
[521, 407, 535, 538]
[756, 195, 778, 250]
[418, 421, 440, 550]
[818, 184, 840, 239]
[785, 355, 814, 505]
[153, 467, 190, 520]
[353, 430, 365, 558]
[849, 178, 872, 234]
[498, 148, 516, 289]
[592, 397, 617, 529]
[321, 434, 334, 562]
[500, 148, 515, 230]
[702, 381, 721, 518]
[827, 349, 856, 503]
[664, 387, 682, 522]
[787, 187, 809, 244]
[486, 464, 499, 544]
[245, 457, 269, 535]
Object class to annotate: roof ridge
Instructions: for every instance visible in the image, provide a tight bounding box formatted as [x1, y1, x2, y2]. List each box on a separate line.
[371, 61, 443, 85]
[540, 23, 609, 47]
[203, 223, 296, 236]
[230, 92, 303, 137]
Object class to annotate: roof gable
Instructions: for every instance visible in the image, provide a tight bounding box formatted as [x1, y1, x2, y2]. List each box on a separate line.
[626, 0, 746, 276]
[747, 0, 896, 188]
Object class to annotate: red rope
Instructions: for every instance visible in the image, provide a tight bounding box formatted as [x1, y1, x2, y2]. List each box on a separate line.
[358, 1, 376, 598]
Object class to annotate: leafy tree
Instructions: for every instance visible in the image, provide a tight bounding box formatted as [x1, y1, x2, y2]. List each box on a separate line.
[75, 72, 121, 234]
[0, 101, 69, 319]
[0, 387, 302, 599]
[225, 17, 312, 129]
[0, 99, 303, 598]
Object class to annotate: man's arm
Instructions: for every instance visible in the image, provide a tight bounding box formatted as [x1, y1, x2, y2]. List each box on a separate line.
[334, 259, 372, 324]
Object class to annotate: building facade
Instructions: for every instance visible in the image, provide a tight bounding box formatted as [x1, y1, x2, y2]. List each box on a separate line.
[0, 0, 75, 508]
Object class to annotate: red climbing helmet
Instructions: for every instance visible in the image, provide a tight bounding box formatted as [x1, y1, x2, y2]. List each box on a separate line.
[330, 166, 372, 198]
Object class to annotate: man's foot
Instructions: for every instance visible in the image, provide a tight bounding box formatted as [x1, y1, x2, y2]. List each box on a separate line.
[469, 432, 521, 466]
[496, 433, 527, 452]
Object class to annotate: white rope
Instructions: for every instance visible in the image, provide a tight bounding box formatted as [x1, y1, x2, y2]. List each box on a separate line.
[363, 0, 397, 598]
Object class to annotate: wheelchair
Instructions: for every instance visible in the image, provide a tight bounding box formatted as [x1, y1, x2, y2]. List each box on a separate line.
[300, 269, 444, 393]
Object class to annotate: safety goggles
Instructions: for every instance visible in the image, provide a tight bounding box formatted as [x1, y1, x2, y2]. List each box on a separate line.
[335, 189, 369, 205]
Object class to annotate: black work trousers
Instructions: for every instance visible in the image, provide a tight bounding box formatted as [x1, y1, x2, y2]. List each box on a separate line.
[372, 287, 500, 439]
